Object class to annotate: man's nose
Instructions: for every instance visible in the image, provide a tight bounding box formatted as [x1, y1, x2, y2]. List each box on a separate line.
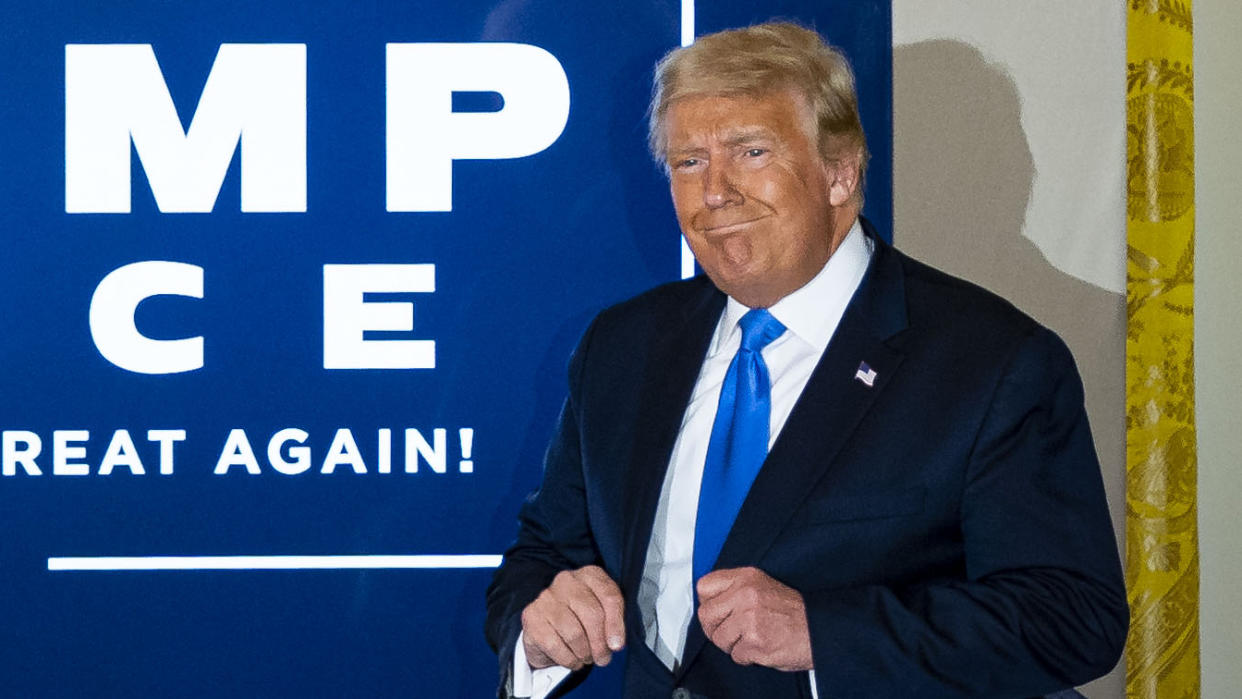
[702, 163, 742, 208]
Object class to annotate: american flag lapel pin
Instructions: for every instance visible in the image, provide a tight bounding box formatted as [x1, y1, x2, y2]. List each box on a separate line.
[854, 361, 878, 387]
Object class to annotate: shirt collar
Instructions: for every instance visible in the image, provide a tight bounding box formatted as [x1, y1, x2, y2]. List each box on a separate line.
[708, 219, 873, 358]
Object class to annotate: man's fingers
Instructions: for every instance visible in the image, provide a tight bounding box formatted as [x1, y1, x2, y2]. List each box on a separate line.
[575, 566, 626, 651]
[519, 565, 626, 670]
[693, 566, 814, 672]
[556, 567, 618, 664]
[696, 567, 743, 600]
[697, 594, 733, 636]
[563, 591, 613, 665]
[545, 610, 595, 668]
[539, 634, 584, 670]
[521, 587, 592, 669]
[697, 568, 749, 640]
[522, 632, 556, 670]
[522, 612, 583, 670]
[699, 603, 751, 663]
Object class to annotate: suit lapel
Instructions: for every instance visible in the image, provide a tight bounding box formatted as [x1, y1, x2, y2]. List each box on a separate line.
[619, 282, 726, 623]
[677, 230, 911, 676]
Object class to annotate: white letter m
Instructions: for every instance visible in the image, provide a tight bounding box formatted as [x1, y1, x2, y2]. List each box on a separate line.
[65, 43, 306, 213]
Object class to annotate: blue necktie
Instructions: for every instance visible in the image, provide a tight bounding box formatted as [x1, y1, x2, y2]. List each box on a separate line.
[693, 308, 787, 585]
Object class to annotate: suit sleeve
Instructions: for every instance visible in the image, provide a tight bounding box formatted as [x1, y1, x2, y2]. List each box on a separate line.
[484, 317, 603, 699]
[803, 327, 1128, 698]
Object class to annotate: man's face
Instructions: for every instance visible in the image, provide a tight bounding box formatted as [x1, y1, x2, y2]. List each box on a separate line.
[664, 90, 852, 308]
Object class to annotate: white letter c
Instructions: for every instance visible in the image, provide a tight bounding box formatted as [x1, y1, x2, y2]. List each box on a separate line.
[89, 261, 204, 374]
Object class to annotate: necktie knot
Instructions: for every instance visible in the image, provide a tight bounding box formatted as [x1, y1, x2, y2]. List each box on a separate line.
[738, 308, 786, 354]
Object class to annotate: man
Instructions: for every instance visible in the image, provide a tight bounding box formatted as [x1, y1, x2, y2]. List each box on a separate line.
[485, 22, 1127, 699]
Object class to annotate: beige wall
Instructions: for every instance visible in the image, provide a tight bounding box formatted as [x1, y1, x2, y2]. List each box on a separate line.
[1194, 0, 1242, 696]
[892, 2, 1127, 696]
[894, 1, 1242, 696]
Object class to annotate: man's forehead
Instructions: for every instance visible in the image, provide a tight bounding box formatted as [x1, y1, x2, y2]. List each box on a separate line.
[664, 91, 814, 149]
[668, 120, 781, 144]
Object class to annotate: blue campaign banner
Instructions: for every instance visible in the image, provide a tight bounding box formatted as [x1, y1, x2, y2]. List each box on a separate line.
[0, 2, 889, 696]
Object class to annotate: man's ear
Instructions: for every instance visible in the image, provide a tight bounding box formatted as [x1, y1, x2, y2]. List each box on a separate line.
[825, 154, 861, 207]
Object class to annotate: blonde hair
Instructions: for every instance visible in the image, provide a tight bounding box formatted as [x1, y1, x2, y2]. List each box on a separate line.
[648, 21, 869, 182]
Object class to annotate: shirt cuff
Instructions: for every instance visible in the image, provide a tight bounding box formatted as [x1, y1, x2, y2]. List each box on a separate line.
[809, 669, 819, 699]
[512, 630, 573, 699]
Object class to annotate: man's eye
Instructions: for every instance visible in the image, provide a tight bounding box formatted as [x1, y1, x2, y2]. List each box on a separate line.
[745, 148, 767, 157]
[675, 158, 700, 169]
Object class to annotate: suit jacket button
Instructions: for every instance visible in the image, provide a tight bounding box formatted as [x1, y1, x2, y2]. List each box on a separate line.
[671, 689, 691, 699]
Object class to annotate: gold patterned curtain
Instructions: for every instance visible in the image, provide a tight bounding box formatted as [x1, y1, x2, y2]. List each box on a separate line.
[1125, 0, 1198, 696]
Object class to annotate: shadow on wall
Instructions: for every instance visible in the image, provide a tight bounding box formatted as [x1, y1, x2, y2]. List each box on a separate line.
[892, 39, 1127, 698]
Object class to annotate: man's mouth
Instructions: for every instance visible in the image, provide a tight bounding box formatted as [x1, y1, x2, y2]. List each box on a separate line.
[700, 216, 767, 234]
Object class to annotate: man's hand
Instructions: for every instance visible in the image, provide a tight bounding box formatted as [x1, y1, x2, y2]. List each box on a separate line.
[697, 566, 813, 671]
[520, 565, 626, 671]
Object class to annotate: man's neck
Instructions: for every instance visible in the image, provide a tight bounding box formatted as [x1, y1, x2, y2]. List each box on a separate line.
[827, 208, 862, 257]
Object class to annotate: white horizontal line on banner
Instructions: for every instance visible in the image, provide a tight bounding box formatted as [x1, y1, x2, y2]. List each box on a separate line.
[47, 555, 503, 571]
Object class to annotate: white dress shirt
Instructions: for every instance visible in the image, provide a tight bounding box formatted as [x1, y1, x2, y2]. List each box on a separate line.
[514, 221, 872, 698]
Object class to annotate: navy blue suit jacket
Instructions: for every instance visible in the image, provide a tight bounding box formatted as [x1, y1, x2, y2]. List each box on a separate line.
[486, 223, 1128, 698]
